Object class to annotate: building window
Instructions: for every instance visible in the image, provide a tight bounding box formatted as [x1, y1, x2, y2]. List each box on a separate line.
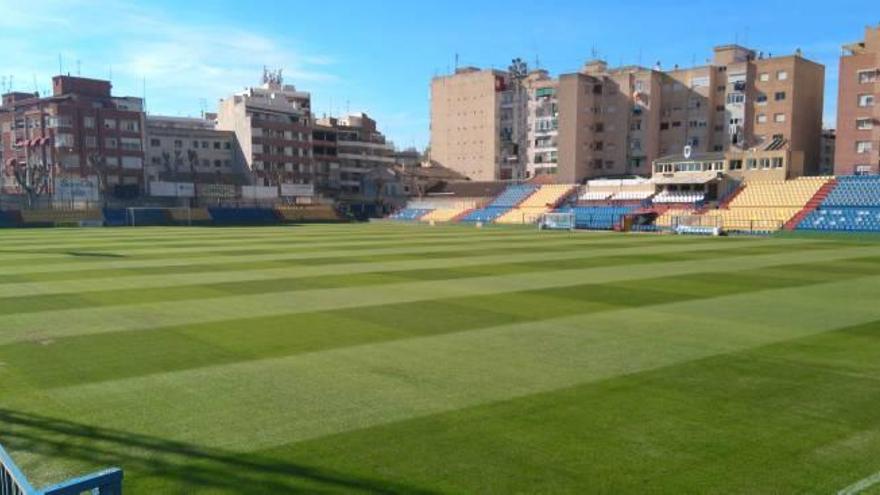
[83, 117, 96, 129]
[150, 138, 160, 147]
[120, 120, 139, 132]
[857, 118, 875, 130]
[858, 70, 878, 84]
[729, 160, 743, 170]
[774, 92, 786, 101]
[777, 70, 788, 81]
[772, 157, 784, 168]
[756, 94, 768, 104]
[856, 141, 873, 154]
[214, 141, 221, 149]
[759, 73, 770, 82]
[105, 138, 118, 149]
[103, 119, 117, 130]
[174, 140, 182, 148]
[85, 136, 97, 148]
[747, 159, 758, 169]
[858, 94, 875, 107]
[757, 114, 768, 124]
[774, 113, 786, 123]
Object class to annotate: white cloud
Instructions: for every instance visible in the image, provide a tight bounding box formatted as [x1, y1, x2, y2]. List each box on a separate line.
[0, 0, 338, 117]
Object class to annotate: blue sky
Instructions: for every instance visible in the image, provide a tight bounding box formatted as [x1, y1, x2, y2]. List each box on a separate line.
[0, 0, 874, 149]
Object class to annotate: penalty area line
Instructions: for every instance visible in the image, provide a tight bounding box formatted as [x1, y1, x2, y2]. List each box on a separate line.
[839, 471, 880, 495]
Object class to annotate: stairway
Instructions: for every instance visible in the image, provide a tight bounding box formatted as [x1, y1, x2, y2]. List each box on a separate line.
[783, 179, 838, 231]
[718, 184, 746, 209]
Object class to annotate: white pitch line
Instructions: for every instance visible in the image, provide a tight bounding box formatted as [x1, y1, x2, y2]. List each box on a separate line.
[838, 471, 880, 495]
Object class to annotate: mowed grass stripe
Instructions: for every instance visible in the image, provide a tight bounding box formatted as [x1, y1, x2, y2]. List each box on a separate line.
[0, 224, 581, 251]
[244, 321, 880, 495]
[0, 237, 822, 300]
[0, 234, 718, 276]
[0, 226, 589, 262]
[0, 244, 876, 346]
[4, 255, 879, 389]
[19, 273, 880, 455]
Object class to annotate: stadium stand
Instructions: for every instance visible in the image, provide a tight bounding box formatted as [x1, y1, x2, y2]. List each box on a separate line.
[208, 207, 281, 225]
[460, 184, 538, 223]
[796, 176, 880, 232]
[654, 208, 697, 229]
[0, 210, 21, 228]
[389, 208, 433, 221]
[169, 207, 213, 225]
[19, 209, 103, 227]
[495, 184, 576, 225]
[701, 177, 830, 232]
[1, 441, 122, 495]
[102, 208, 128, 227]
[577, 178, 655, 206]
[125, 208, 171, 226]
[277, 205, 343, 223]
[557, 205, 636, 230]
[653, 190, 706, 204]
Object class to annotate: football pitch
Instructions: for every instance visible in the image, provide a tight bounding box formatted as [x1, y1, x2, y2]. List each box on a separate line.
[2, 223, 880, 494]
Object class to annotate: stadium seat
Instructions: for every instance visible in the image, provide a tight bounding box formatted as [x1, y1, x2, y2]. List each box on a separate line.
[495, 184, 575, 225]
[556, 206, 635, 230]
[796, 176, 880, 233]
[460, 184, 539, 223]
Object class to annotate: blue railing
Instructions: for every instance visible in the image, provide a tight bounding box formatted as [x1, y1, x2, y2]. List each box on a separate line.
[0, 444, 122, 495]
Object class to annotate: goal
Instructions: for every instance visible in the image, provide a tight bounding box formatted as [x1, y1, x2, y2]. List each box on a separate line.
[539, 212, 576, 231]
[126, 207, 192, 227]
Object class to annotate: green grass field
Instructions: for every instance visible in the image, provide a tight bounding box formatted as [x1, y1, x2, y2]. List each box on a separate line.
[2, 224, 880, 494]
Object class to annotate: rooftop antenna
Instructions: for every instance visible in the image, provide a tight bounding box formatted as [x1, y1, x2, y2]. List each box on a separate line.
[58, 54, 63, 75]
[32, 74, 38, 95]
[76, 60, 81, 76]
[199, 98, 207, 119]
[454, 53, 459, 71]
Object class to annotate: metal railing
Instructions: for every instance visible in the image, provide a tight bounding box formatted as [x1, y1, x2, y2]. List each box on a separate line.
[0, 443, 122, 495]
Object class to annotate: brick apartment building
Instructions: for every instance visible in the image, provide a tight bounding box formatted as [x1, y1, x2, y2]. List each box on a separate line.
[0, 76, 146, 197]
[835, 25, 880, 175]
[430, 45, 825, 184]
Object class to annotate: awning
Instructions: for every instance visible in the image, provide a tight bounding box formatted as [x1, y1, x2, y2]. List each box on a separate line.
[652, 171, 722, 185]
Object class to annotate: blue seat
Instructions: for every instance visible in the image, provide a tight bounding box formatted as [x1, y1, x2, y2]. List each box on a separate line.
[557, 206, 636, 230]
[460, 185, 538, 223]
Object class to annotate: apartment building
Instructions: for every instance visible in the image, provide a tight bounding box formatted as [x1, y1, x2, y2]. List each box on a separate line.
[216, 70, 312, 186]
[315, 113, 396, 197]
[0, 76, 145, 196]
[820, 129, 836, 176]
[144, 115, 245, 187]
[524, 70, 559, 177]
[835, 25, 880, 175]
[557, 61, 663, 183]
[430, 68, 509, 181]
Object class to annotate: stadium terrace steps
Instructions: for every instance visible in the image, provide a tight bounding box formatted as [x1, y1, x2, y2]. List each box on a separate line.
[460, 184, 539, 223]
[698, 178, 831, 232]
[389, 208, 433, 221]
[796, 176, 880, 232]
[785, 179, 838, 231]
[495, 185, 577, 225]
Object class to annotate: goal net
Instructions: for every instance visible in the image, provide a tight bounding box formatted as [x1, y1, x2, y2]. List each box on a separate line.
[539, 212, 576, 231]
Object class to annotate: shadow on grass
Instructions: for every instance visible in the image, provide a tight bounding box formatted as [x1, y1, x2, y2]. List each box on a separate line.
[64, 252, 127, 258]
[0, 408, 436, 494]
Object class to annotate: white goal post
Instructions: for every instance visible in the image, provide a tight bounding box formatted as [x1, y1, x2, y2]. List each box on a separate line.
[539, 212, 576, 231]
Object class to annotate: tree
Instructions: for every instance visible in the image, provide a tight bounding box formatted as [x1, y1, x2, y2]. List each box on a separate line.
[186, 149, 199, 180]
[10, 157, 50, 209]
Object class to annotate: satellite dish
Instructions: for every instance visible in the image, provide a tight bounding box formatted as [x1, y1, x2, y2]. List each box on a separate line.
[683, 145, 693, 159]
